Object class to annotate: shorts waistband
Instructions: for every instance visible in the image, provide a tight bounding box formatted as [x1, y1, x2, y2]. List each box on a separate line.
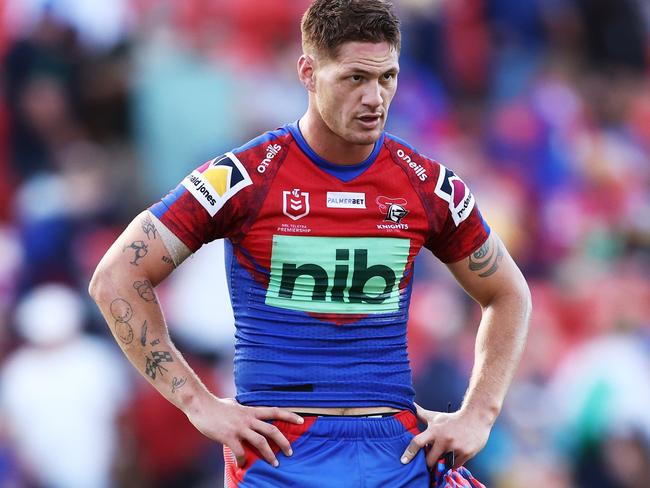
[293, 411, 398, 418]
[273, 410, 418, 439]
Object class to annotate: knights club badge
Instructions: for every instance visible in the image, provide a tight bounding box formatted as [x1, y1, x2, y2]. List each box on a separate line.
[283, 189, 310, 220]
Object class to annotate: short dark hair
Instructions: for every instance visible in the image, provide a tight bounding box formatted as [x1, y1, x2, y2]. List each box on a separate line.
[301, 0, 401, 58]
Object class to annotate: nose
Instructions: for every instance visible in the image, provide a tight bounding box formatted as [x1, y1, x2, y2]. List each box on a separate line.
[361, 81, 383, 110]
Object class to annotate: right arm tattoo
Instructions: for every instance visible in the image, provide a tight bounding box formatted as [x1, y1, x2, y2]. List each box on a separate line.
[110, 298, 135, 344]
[144, 351, 174, 380]
[171, 377, 187, 393]
[133, 279, 158, 303]
[123, 241, 149, 265]
[141, 214, 158, 240]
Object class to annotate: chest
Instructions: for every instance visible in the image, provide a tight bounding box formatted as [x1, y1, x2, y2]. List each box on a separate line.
[233, 153, 429, 314]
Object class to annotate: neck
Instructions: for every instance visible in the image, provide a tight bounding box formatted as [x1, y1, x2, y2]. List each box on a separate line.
[299, 109, 376, 166]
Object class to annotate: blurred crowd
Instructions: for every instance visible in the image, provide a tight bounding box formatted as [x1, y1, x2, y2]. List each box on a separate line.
[0, 0, 648, 487]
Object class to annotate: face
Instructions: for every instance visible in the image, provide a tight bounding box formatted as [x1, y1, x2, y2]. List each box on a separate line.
[307, 41, 399, 146]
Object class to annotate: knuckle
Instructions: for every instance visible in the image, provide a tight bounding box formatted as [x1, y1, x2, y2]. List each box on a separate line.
[227, 428, 242, 442]
[275, 437, 290, 449]
[251, 436, 266, 448]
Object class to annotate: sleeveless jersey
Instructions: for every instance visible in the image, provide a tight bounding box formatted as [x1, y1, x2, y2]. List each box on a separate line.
[150, 121, 490, 411]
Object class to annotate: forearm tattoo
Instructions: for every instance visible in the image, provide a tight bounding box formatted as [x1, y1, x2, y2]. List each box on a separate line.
[123, 240, 148, 265]
[140, 320, 148, 346]
[141, 215, 158, 240]
[468, 236, 504, 278]
[110, 299, 135, 344]
[144, 351, 174, 380]
[133, 279, 157, 303]
[171, 377, 187, 393]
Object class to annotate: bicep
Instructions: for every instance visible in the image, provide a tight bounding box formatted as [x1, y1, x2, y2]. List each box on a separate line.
[96, 211, 188, 286]
[445, 232, 528, 308]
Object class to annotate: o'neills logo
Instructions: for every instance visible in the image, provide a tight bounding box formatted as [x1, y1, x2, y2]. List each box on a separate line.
[257, 144, 282, 173]
[397, 149, 427, 181]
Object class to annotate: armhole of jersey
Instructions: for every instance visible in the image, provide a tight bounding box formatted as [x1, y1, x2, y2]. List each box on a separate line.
[148, 210, 191, 267]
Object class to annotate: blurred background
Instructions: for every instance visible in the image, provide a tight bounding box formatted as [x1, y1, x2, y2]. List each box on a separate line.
[0, 0, 649, 487]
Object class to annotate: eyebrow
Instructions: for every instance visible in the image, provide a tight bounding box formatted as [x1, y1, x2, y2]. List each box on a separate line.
[342, 66, 400, 76]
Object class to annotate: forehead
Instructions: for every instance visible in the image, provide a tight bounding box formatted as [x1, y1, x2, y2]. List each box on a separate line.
[323, 41, 399, 73]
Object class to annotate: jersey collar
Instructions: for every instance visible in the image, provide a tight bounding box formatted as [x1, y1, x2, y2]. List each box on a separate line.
[287, 120, 385, 182]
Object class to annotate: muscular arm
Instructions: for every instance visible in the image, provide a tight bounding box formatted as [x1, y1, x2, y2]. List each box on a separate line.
[89, 211, 302, 467]
[89, 210, 206, 408]
[402, 231, 531, 467]
[449, 232, 531, 424]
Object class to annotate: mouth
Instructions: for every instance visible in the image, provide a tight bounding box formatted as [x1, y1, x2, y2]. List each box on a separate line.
[357, 114, 382, 129]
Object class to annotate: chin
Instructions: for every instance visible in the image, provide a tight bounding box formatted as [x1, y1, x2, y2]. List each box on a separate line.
[346, 129, 382, 146]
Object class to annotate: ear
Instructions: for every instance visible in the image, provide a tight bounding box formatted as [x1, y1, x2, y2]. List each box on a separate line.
[298, 54, 316, 92]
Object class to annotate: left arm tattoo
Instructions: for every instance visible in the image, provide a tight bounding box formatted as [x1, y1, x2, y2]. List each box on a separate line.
[468, 236, 504, 278]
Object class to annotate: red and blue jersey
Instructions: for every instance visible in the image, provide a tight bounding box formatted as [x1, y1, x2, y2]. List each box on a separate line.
[150, 121, 490, 411]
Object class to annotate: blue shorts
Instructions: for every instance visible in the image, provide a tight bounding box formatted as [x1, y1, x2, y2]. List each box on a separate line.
[224, 410, 430, 487]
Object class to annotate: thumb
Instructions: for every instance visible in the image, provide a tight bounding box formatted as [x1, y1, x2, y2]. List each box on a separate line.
[414, 402, 428, 421]
[400, 434, 425, 464]
[414, 402, 444, 425]
[229, 441, 247, 468]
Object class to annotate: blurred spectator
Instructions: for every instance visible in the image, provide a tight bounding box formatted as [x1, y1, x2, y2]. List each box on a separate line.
[574, 0, 648, 72]
[547, 332, 650, 487]
[14, 141, 132, 293]
[0, 284, 130, 488]
[131, 31, 241, 200]
[601, 427, 650, 488]
[3, 11, 84, 180]
[3, 0, 134, 53]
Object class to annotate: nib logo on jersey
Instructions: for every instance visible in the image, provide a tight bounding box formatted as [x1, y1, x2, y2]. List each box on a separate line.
[266, 236, 410, 314]
[182, 152, 252, 217]
[376, 196, 409, 230]
[434, 166, 475, 226]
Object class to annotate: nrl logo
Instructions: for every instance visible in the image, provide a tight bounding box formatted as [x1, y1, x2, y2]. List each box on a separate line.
[283, 189, 310, 221]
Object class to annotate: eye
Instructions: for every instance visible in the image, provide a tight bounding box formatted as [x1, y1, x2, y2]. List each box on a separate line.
[350, 74, 363, 82]
[383, 73, 396, 81]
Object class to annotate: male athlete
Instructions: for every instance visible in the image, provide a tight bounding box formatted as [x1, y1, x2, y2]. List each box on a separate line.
[90, 1, 531, 486]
